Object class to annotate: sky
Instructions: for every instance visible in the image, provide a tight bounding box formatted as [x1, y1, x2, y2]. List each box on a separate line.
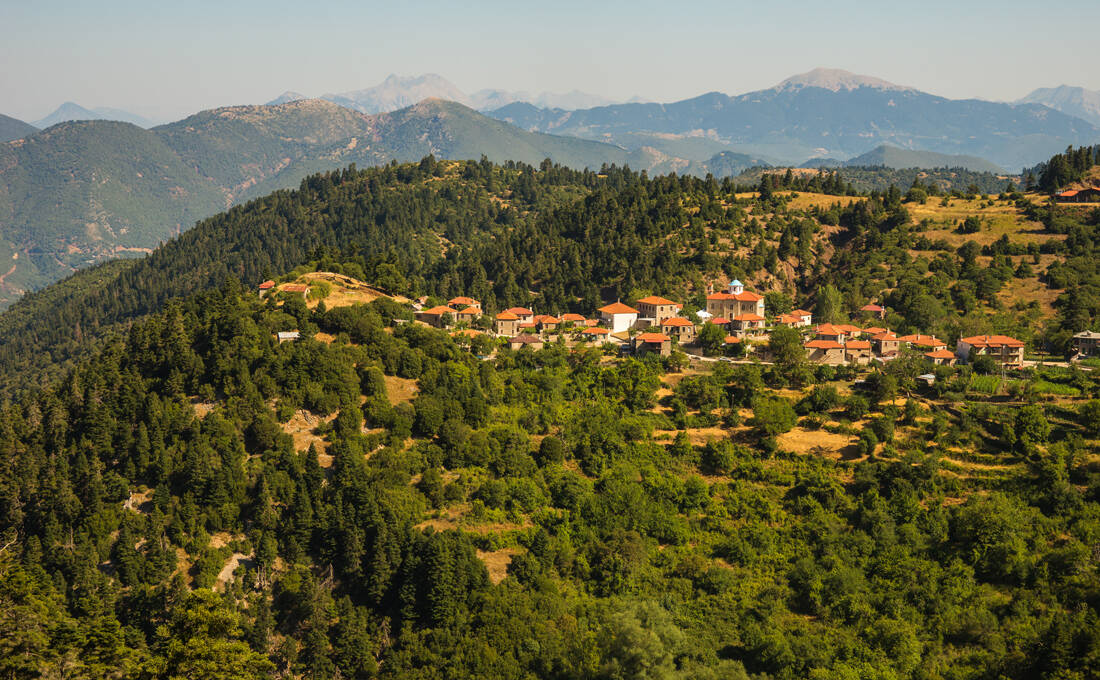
[3, 0, 1099, 123]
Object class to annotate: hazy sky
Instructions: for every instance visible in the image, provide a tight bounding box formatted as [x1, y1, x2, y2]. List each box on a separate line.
[3, 0, 1099, 123]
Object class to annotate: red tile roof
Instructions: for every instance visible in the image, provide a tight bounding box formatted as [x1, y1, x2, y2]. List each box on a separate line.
[898, 334, 944, 347]
[791, 309, 813, 317]
[863, 326, 888, 336]
[723, 335, 741, 344]
[805, 339, 844, 350]
[860, 303, 884, 312]
[505, 307, 534, 316]
[581, 327, 610, 335]
[636, 295, 681, 306]
[422, 305, 459, 315]
[599, 302, 640, 315]
[872, 331, 899, 341]
[959, 334, 1024, 348]
[706, 291, 763, 302]
[496, 311, 519, 320]
[846, 340, 871, 350]
[709, 317, 731, 325]
[815, 323, 845, 336]
[259, 280, 275, 290]
[660, 316, 694, 327]
[561, 313, 586, 322]
[449, 296, 479, 307]
[733, 313, 765, 322]
[636, 332, 670, 343]
[925, 349, 956, 359]
[510, 334, 542, 344]
[534, 314, 560, 324]
[777, 314, 801, 324]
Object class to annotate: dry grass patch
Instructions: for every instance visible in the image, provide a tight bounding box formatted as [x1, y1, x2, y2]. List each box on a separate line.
[384, 375, 418, 405]
[282, 410, 336, 462]
[477, 547, 523, 585]
[191, 397, 217, 419]
[778, 427, 856, 459]
[299, 271, 410, 310]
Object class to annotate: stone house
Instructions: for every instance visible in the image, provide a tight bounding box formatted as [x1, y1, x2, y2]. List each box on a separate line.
[956, 335, 1025, 367]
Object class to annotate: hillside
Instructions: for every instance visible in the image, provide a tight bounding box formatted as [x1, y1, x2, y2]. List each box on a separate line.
[843, 144, 1005, 173]
[2, 158, 1099, 678]
[489, 68, 1100, 170]
[0, 99, 635, 306]
[2, 155, 1095, 398]
[0, 113, 37, 142]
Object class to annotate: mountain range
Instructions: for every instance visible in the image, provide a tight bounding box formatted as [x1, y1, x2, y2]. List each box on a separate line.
[3, 67, 1100, 308]
[31, 102, 161, 129]
[803, 144, 1006, 173]
[1017, 85, 1100, 127]
[270, 74, 633, 115]
[488, 68, 1099, 171]
[0, 98, 657, 306]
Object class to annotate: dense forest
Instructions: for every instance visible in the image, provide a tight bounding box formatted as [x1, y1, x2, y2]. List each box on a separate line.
[2, 273, 1100, 678]
[2, 154, 1100, 678]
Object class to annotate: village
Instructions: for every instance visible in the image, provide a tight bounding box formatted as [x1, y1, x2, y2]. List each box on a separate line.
[256, 276, 1100, 368]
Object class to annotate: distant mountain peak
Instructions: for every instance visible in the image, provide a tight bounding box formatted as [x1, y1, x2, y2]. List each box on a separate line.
[1017, 85, 1100, 126]
[774, 68, 911, 93]
[267, 91, 308, 106]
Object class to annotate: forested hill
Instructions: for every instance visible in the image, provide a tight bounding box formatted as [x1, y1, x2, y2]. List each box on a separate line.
[4, 154, 1100, 399]
[2, 192, 1100, 677]
[0, 99, 632, 306]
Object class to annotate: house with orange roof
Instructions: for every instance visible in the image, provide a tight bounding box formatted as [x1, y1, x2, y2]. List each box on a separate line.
[578, 326, 612, 345]
[1055, 187, 1100, 203]
[454, 304, 482, 324]
[776, 309, 813, 328]
[956, 334, 1025, 367]
[925, 349, 956, 366]
[560, 313, 586, 325]
[814, 323, 850, 345]
[258, 280, 275, 297]
[845, 339, 872, 364]
[730, 313, 767, 337]
[504, 307, 535, 323]
[280, 283, 310, 299]
[416, 305, 459, 328]
[871, 331, 901, 357]
[635, 296, 682, 324]
[862, 326, 888, 337]
[598, 301, 640, 333]
[705, 279, 766, 319]
[448, 296, 481, 309]
[660, 316, 696, 343]
[860, 303, 886, 320]
[804, 339, 845, 364]
[534, 314, 561, 332]
[633, 332, 672, 356]
[898, 334, 946, 352]
[509, 334, 544, 351]
[709, 316, 732, 330]
[494, 311, 520, 336]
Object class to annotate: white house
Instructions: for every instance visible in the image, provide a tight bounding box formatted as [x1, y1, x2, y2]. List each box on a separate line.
[598, 301, 640, 334]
